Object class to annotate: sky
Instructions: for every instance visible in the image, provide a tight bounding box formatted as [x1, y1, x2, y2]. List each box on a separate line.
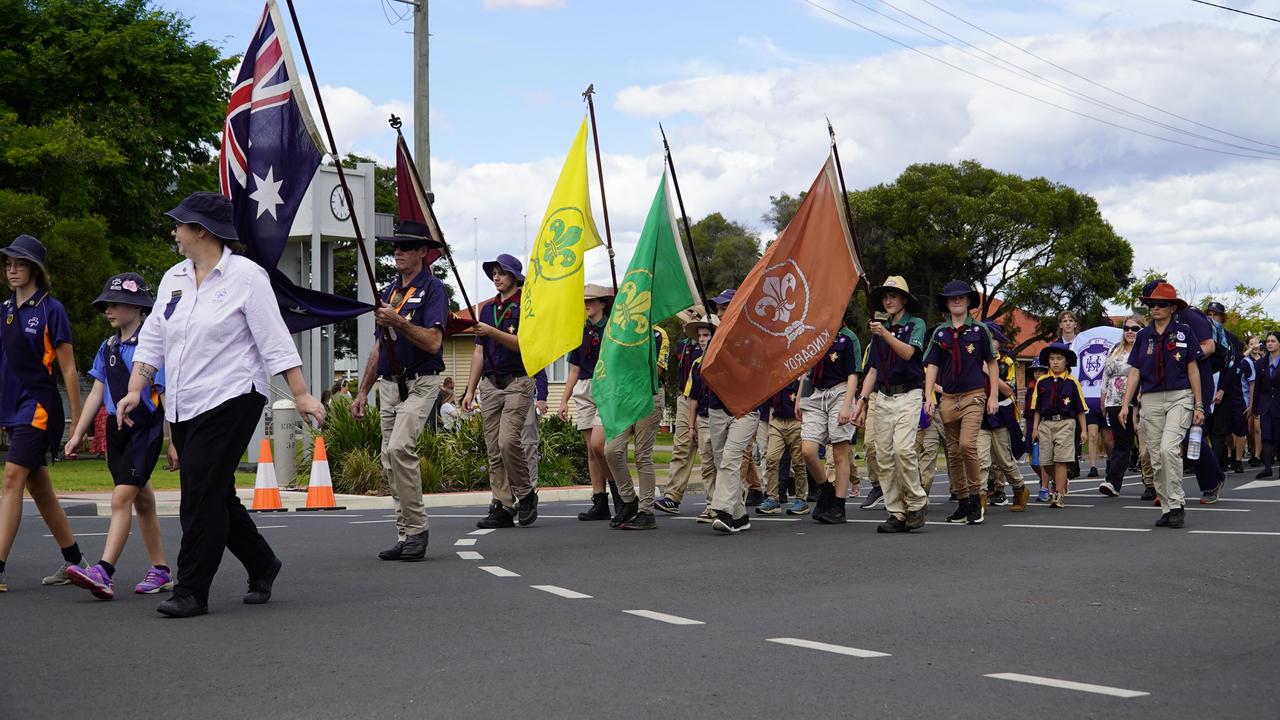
[163, 0, 1280, 315]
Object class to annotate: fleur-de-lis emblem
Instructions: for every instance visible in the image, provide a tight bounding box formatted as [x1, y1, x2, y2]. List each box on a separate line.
[612, 279, 652, 338]
[541, 218, 581, 270]
[755, 272, 797, 323]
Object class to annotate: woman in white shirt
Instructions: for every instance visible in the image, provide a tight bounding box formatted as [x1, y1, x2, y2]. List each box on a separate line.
[117, 192, 325, 618]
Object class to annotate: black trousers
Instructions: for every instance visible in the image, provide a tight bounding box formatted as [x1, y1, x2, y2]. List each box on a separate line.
[1105, 406, 1135, 488]
[171, 392, 273, 603]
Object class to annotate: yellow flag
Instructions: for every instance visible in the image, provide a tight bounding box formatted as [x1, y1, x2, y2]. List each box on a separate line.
[520, 117, 604, 375]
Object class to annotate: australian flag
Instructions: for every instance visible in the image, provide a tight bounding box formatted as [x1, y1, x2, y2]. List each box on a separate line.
[219, 0, 371, 333]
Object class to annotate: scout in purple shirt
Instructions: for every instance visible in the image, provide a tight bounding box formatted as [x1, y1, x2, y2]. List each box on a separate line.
[562, 284, 619, 524]
[1119, 280, 1204, 528]
[656, 329, 707, 514]
[1030, 343, 1088, 508]
[799, 311, 863, 526]
[923, 280, 999, 526]
[464, 254, 539, 530]
[1177, 304, 1227, 502]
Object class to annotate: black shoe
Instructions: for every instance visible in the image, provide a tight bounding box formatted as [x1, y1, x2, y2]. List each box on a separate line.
[904, 504, 928, 530]
[876, 515, 908, 533]
[1248, 456, 1262, 467]
[578, 492, 611, 521]
[1233, 460, 1244, 474]
[948, 492, 958, 503]
[966, 495, 985, 525]
[398, 531, 428, 562]
[1167, 507, 1186, 528]
[805, 491, 818, 503]
[158, 594, 208, 618]
[1067, 462, 1080, 479]
[945, 496, 969, 523]
[517, 490, 539, 527]
[859, 486, 884, 510]
[744, 489, 765, 507]
[378, 540, 406, 561]
[1257, 469, 1274, 479]
[477, 501, 516, 529]
[1141, 486, 1157, 502]
[712, 511, 751, 533]
[244, 556, 283, 603]
[989, 490, 1008, 506]
[1088, 466, 1099, 478]
[620, 511, 656, 530]
[608, 481, 624, 516]
[610, 498, 639, 528]
[812, 482, 835, 517]
[814, 497, 846, 525]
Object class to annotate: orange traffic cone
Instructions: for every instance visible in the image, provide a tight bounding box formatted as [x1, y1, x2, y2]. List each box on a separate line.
[297, 436, 346, 511]
[248, 439, 286, 513]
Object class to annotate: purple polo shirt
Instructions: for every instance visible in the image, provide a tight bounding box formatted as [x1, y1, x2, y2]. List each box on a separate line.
[1179, 307, 1216, 397]
[567, 318, 606, 380]
[808, 331, 862, 391]
[770, 381, 800, 420]
[1127, 322, 1201, 394]
[688, 357, 711, 417]
[865, 313, 927, 391]
[1031, 371, 1087, 418]
[923, 317, 997, 394]
[0, 290, 72, 427]
[376, 268, 448, 376]
[674, 339, 700, 390]
[475, 290, 526, 377]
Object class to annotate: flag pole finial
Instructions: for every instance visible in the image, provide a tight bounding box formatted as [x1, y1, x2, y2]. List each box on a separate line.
[389, 114, 403, 130]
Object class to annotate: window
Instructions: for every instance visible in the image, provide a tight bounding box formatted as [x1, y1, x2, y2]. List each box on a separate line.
[545, 354, 570, 383]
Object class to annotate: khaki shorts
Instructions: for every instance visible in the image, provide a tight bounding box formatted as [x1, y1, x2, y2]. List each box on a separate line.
[572, 378, 602, 431]
[800, 385, 855, 445]
[1038, 418, 1076, 465]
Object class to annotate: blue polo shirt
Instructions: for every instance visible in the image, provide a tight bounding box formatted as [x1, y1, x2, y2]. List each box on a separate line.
[808, 330, 862, 390]
[0, 290, 72, 428]
[475, 290, 526, 377]
[1179, 307, 1216, 398]
[1127, 322, 1201, 394]
[923, 317, 997, 394]
[376, 267, 448, 377]
[770, 380, 800, 420]
[687, 356, 711, 417]
[1031, 370, 1087, 418]
[567, 318, 607, 380]
[89, 330, 165, 416]
[865, 313, 926, 391]
[674, 339, 701, 391]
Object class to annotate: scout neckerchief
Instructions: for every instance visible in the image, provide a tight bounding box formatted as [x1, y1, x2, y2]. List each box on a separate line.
[875, 313, 907, 380]
[2, 291, 64, 464]
[105, 323, 165, 476]
[1043, 369, 1072, 414]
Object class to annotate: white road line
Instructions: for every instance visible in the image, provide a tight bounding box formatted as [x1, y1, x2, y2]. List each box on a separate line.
[289, 513, 362, 517]
[349, 519, 395, 524]
[531, 585, 593, 599]
[1188, 530, 1280, 536]
[1004, 524, 1150, 533]
[43, 532, 117, 537]
[623, 609, 705, 625]
[985, 672, 1149, 699]
[454, 538, 477, 546]
[479, 566, 520, 577]
[1200, 497, 1280, 504]
[766, 637, 890, 658]
[1122, 506, 1248, 512]
[255, 525, 288, 530]
[469, 529, 496, 536]
[456, 551, 484, 560]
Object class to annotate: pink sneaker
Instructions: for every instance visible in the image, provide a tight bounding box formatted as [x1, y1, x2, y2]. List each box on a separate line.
[66, 563, 114, 600]
[134, 566, 174, 595]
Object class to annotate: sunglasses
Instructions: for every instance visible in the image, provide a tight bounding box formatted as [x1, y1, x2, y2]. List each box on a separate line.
[1143, 301, 1174, 309]
[1123, 325, 1141, 332]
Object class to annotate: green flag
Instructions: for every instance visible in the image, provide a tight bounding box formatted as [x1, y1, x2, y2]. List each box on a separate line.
[593, 171, 701, 440]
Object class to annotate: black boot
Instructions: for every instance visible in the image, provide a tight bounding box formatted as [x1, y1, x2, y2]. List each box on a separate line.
[945, 496, 969, 523]
[608, 481, 624, 515]
[1258, 443, 1274, 478]
[811, 482, 835, 522]
[610, 498, 639, 528]
[578, 493, 611, 521]
[399, 531, 428, 562]
[477, 501, 516, 529]
[378, 539, 407, 561]
[815, 495, 846, 524]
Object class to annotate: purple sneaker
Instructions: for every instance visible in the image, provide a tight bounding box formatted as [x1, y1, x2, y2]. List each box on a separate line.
[66, 563, 114, 601]
[134, 566, 174, 595]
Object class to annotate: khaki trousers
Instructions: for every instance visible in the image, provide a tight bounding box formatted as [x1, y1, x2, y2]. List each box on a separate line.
[940, 390, 986, 498]
[1140, 389, 1192, 510]
[981, 426, 1024, 491]
[765, 418, 807, 502]
[606, 394, 663, 513]
[707, 408, 760, 518]
[662, 396, 698, 502]
[479, 376, 535, 508]
[873, 389, 928, 518]
[864, 394, 880, 487]
[523, 400, 540, 487]
[379, 375, 441, 537]
[697, 419, 715, 501]
[916, 406, 944, 493]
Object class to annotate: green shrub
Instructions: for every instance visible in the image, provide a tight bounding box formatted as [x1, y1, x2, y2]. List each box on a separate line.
[293, 395, 381, 487]
[336, 447, 387, 496]
[537, 414, 587, 485]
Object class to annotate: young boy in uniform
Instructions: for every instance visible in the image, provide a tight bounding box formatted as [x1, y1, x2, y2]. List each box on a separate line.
[980, 321, 1030, 511]
[654, 315, 704, 514]
[800, 308, 862, 525]
[1031, 343, 1088, 508]
[758, 380, 807, 515]
[562, 284, 616, 522]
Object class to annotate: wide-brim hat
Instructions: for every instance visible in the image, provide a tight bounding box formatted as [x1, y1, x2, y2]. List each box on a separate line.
[93, 272, 155, 312]
[164, 191, 239, 242]
[583, 283, 615, 301]
[869, 275, 922, 314]
[375, 219, 444, 249]
[712, 288, 736, 306]
[1038, 341, 1077, 369]
[1140, 280, 1188, 311]
[482, 253, 524, 283]
[984, 320, 1009, 345]
[1, 234, 48, 275]
[684, 315, 720, 341]
[935, 279, 980, 314]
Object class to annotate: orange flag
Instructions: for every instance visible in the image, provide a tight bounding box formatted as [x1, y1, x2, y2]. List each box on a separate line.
[701, 152, 864, 416]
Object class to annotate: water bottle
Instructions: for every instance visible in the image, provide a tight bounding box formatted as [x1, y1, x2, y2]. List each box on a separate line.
[1187, 424, 1203, 460]
[1031, 442, 1040, 466]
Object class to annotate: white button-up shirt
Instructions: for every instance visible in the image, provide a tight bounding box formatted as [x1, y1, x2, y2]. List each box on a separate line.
[135, 246, 302, 423]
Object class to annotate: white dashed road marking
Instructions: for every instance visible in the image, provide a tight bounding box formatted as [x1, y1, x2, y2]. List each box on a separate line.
[1003, 524, 1150, 532]
[454, 538, 477, 546]
[469, 529, 496, 536]
[1122, 506, 1248, 512]
[456, 551, 484, 560]
[531, 585, 593, 599]
[1188, 530, 1280, 536]
[766, 637, 890, 658]
[623, 610, 705, 625]
[349, 519, 394, 524]
[479, 566, 520, 577]
[985, 672, 1149, 698]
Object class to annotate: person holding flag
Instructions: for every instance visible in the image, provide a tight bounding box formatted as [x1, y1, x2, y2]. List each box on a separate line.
[561, 284, 616, 522]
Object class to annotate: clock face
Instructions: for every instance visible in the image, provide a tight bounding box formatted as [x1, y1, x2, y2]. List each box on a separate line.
[330, 186, 351, 221]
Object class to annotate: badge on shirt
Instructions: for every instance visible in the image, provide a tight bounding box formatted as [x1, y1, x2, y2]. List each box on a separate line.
[966, 343, 975, 354]
[507, 325, 516, 333]
[4, 312, 11, 325]
[829, 352, 838, 362]
[1176, 331, 1185, 341]
[1146, 338, 1154, 355]
[1175, 352, 1182, 362]
[164, 290, 182, 320]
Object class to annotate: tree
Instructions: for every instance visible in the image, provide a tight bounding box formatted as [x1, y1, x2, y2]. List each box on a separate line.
[688, 212, 761, 299]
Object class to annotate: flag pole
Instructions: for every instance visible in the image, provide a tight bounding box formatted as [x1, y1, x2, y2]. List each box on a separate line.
[659, 123, 709, 312]
[389, 116, 476, 315]
[826, 118, 867, 292]
[582, 84, 619, 294]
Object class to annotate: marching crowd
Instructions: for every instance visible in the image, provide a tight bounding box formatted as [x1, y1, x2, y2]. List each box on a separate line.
[0, 195, 1258, 616]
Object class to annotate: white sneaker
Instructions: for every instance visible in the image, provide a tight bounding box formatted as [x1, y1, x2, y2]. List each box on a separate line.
[1098, 482, 1118, 497]
[42, 559, 89, 586]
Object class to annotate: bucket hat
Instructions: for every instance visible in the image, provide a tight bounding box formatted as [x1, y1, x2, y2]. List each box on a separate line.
[164, 192, 239, 241]
[1139, 280, 1188, 312]
[93, 272, 155, 312]
[0, 234, 48, 275]
[1038, 341, 1077, 369]
[482, 253, 524, 283]
[935, 280, 980, 314]
[869, 275, 922, 314]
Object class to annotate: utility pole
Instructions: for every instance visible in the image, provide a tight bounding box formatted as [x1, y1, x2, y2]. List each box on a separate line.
[413, 0, 431, 195]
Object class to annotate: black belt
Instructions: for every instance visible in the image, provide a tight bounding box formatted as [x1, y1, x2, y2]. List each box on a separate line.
[1041, 413, 1072, 421]
[484, 372, 527, 390]
[380, 370, 442, 381]
[876, 382, 922, 397]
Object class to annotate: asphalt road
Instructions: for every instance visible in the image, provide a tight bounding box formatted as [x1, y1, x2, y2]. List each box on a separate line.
[2, 467, 1278, 719]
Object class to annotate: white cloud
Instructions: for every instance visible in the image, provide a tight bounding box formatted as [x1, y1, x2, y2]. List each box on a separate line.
[481, 0, 565, 10]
